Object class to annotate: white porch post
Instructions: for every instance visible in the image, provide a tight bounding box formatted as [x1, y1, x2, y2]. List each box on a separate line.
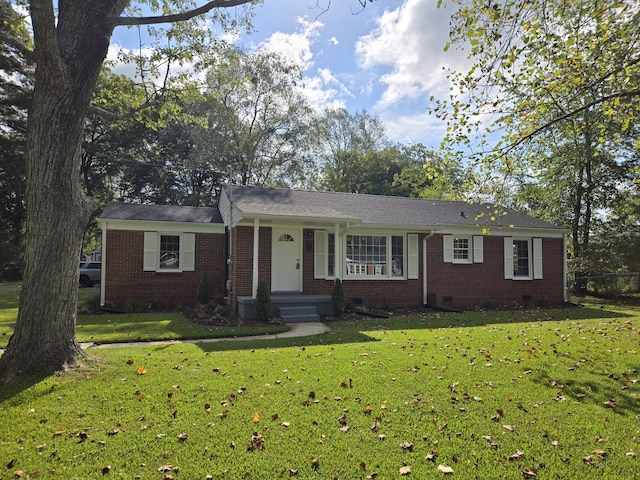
[100, 221, 107, 306]
[335, 222, 342, 279]
[252, 218, 260, 297]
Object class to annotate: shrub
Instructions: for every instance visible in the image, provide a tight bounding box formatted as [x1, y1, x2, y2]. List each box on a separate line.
[197, 272, 210, 305]
[331, 278, 346, 317]
[254, 280, 271, 322]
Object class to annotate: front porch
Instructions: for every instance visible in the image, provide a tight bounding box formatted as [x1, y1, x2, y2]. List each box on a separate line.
[237, 292, 332, 322]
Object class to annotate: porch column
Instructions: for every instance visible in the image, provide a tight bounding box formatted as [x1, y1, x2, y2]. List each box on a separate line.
[252, 218, 260, 297]
[100, 221, 107, 306]
[334, 222, 342, 279]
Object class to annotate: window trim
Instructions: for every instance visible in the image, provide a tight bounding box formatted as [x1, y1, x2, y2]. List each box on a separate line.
[344, 232, 406, 280]
[314, 230, 418, 280]
[512, 237, 532, 280]
[504, 236, 542, 281]
[443, 235, 483, 264]
[143, 232, 195, 273]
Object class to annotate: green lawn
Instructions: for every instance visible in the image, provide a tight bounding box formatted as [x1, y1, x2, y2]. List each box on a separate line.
[1, 290, 639, 479]
[0, 287, 287, 348]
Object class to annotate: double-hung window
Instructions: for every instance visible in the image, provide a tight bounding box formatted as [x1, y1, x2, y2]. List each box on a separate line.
[504, 237, 543, 280]
[443, 235, 483, 264]
[453, 237, 470, 262]
[159, 235, 181, 270]
[144, 232, 195, 272]
[512, 239, 530, 278]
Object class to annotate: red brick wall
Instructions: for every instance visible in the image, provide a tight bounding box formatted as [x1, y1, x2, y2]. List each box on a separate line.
[227, 227, 566, 313]
[426, 234, 565, 308]
[104, 230, 225, 310]
[302, 231, 565, 310]
[228, 225, 273, 309]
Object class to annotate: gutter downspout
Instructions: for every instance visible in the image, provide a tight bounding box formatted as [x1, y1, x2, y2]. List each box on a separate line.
[423, 230, 436, 306]
[252, 218, 260, 297]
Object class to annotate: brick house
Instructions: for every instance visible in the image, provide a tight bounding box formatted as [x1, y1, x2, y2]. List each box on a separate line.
[98, 185, 567, 319]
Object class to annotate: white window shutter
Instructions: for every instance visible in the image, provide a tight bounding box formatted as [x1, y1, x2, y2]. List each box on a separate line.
[443, 235, 453, 263]
[533, 238, 543, 279]
[504, 237, 514, 279]
[408, 234, 419, 279]
[182, 233, 196, 271]
[143, 232, 157, 271]
[314, 230, 326, 279]
[473, 235, 484, 263]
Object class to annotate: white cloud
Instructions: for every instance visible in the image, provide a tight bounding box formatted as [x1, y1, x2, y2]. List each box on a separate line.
[382, 111, 446, 147]
[257, 18, 352, 111]
[356, 0, 469, 109]
[258, 17, 321, 69]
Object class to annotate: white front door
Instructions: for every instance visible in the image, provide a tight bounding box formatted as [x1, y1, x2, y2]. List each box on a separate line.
[272, 228, 301, 291]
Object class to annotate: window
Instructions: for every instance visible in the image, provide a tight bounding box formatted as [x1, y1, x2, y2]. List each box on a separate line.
[345, 234, 404, 277]
[504, 237, 542, 280]
[314, 231, 418, 280]
[453, 237, 470, 261]
[443, 235, 483, 264]
[160, 235, 180, 270]
[391, 236, 404, 276]
[512, 239, 530, 278]
[144, 232, 195, 272]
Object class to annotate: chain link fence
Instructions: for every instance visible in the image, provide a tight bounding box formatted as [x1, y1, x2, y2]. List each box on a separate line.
[570, 272, 640, 297]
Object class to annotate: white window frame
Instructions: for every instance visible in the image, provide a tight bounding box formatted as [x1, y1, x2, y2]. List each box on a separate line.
[504, 236, 542, 280]
[143, 232, 195, 273]
[443, 235, 483, 264]
[344, 233, 406, 279]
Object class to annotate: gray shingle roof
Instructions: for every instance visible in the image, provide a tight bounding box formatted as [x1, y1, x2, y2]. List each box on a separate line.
[100, 202, 223, 224]
[225, 185, 563, 230]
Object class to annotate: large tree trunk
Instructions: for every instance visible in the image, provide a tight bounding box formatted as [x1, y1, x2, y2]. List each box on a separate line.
[0, 0, 125, 382]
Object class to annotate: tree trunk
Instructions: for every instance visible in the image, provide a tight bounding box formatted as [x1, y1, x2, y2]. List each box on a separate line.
[0, 0, 125, 382]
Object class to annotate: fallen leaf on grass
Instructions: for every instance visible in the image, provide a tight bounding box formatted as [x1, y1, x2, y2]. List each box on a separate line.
[400, 442, 414, 452]
[437, 464, 454, 474]
[13, 471, 25, 478]
[137, 366, 147, 375]
[53, 429, 66, 436]
[399, 465, 411, 475]
[509, 449, 525, 461]
[252, 411, 260, 423]
[503, 425, 515, 431]
[425, 451, 439, 461]
[522, 470, 537, 478]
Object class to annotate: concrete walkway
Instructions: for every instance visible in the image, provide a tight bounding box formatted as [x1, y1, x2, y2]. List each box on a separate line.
[80, 321, 331, 350]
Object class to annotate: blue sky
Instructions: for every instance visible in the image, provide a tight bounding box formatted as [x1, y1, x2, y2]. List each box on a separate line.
[110, 0, 469, 148]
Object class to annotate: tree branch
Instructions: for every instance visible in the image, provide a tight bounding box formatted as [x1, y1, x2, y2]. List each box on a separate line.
[505, 89, 640, 154]
[114, 0, 255, 27]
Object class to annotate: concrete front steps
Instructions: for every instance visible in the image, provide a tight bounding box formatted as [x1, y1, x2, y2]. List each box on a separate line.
[237, 292, 331, 321]
[278, 305, 320, 323]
